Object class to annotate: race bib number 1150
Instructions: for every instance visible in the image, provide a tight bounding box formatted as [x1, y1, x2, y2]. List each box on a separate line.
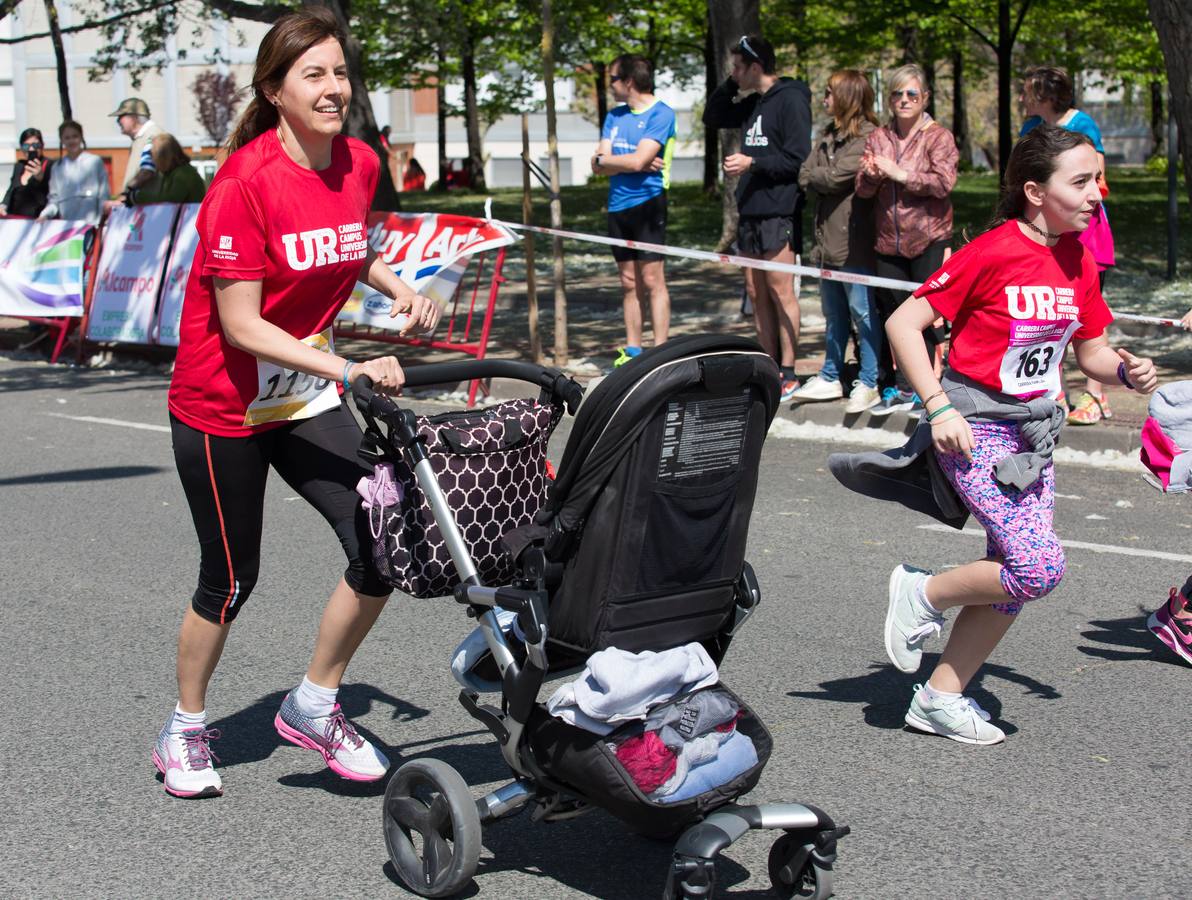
[242, 328, 341, 426]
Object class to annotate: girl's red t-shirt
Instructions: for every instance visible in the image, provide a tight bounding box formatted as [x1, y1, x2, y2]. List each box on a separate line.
[168, 130, 378, 436]
[913, 219, 1113, 399]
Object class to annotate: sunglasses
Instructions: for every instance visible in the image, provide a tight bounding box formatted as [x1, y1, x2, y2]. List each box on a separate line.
[609, 73, 625, 83]
[737, 35, 761, 63]
[890, 89, 922, 101]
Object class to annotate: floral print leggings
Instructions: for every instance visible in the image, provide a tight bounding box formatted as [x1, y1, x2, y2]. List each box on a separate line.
[935, 420, 1065, 615]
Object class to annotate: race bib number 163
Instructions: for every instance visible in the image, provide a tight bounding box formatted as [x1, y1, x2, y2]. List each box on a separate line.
[242, 328, 341, 427]
[998, 319, 1078, 398]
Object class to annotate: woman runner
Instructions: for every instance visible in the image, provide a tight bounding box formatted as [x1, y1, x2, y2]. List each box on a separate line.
[155, 7, 439, 798]
[838, 124, 1157, 744]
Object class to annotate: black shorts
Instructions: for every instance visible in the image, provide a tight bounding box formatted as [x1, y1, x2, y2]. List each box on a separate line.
[608, 193, 667, 262]
[171, 401, 391, 624]
[738, 216, 794, 256]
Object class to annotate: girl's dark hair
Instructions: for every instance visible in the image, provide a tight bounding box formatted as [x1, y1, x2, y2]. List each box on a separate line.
[827, 69, 878, 139]
[58, 120, 84, 141]
[225, 7, 347, 153]
[1022, 66, 1074, 115]
[18, 127, 44, 145]
[991, 123, 1095, 226]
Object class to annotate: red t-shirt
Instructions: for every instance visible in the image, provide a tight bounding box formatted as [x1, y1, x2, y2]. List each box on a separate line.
[913, 219, 1113, 399]
[168, 130, 378, 436]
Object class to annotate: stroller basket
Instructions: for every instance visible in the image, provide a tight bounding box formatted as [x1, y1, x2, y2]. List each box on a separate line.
[353, 361, 581, 599]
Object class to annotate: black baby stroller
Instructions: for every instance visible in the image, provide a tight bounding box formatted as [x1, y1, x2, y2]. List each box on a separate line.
[351, 335, 848, 899]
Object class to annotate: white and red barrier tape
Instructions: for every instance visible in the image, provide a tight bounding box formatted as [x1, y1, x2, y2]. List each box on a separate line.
[484, 206, 1188, 329]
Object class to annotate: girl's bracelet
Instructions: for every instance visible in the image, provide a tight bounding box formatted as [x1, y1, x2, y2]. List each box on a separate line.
[1117, 360, 1136, 390]
[922, 388, 947, 407]
[342, 360, 355, 392]
[926, 402, 955, 422]
[929, 414, 962, 427]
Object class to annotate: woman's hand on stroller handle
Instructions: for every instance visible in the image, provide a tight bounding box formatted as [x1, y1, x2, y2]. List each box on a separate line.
[351, 356, 406, 396]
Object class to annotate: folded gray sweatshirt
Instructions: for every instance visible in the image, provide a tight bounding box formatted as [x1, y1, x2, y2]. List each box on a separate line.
[829, 370, 1066, 527]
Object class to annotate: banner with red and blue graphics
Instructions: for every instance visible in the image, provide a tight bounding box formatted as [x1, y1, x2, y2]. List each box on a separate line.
[0, 218, 92, 317]
[86, 204, 180, 343]
[154, 203, 201, 346]
[337, 212, 515, 330]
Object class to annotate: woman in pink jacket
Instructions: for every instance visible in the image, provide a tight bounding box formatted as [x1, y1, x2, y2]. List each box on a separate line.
[856, 64, 960, 414]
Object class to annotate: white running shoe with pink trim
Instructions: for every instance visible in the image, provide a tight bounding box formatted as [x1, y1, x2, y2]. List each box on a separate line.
[153, 725, 223, 798]
[274, 692, 389, 781]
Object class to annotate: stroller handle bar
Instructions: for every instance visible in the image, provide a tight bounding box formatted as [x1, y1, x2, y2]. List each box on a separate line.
[351, 359, 584, 414]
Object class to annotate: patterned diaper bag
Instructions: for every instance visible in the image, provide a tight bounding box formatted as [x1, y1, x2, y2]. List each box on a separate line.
[358, 398, 561, 598]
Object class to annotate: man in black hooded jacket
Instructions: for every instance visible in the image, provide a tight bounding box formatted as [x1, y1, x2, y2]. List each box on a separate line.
[704, 34, 811, 401]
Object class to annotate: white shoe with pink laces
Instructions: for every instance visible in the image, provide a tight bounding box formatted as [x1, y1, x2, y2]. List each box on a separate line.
[153, 725, 222, 798]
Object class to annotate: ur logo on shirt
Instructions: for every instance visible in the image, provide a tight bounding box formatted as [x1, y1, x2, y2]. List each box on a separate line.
[745, 117, 768, 147]
[1004, 285, 1079, 322]
[281, 224, 368, 271]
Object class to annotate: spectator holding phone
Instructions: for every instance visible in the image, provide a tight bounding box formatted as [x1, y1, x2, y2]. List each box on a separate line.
[1, 128, 53, 217]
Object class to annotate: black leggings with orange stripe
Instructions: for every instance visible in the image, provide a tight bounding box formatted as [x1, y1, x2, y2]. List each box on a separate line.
[170, 402, 391, 625]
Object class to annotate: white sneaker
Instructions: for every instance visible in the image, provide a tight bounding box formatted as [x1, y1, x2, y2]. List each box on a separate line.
[154, 724, 223, 798]
[884, 564, 945, 673]
[843, 382, 880, 414]
[275, 692, 389, 781]
[789, 375, 844, 402]
[905, 685, 1006, 745]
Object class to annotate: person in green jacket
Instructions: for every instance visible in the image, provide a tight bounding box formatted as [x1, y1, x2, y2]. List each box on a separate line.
[129, 134, 206, 205]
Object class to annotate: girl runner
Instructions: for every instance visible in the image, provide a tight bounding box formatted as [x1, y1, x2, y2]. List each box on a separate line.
[156, 8, 439, 797]
[872, 124, 1156, 744]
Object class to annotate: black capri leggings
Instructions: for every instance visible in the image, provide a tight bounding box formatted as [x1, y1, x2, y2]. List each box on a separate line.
[874, 240, 951, 392]
[171, 401, 391, 625]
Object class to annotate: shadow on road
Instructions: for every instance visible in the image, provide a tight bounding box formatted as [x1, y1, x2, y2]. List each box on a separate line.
[0, 464, 167, 486]
[786, 656, 1061, 733]
[1079, 609, 1185, 666]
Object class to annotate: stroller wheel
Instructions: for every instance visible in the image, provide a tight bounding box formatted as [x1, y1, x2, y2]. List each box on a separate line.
[767, 833, 834, 900]
[383, 759, 482, 898]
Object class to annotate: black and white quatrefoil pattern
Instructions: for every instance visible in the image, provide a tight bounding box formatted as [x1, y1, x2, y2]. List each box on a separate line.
[374, 398, 560, 598]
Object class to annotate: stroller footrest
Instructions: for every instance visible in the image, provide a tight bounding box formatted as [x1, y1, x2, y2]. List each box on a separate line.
[458, 689, 509, 743]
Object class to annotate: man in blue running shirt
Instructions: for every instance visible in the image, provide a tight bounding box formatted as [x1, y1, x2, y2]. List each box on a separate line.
[591, 54, 676, 367]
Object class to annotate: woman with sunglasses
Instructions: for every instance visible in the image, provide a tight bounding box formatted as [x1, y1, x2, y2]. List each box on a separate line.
[1, 127, 53, 218]
[856, 64, 959, 414]
[792, 70, 882, 412]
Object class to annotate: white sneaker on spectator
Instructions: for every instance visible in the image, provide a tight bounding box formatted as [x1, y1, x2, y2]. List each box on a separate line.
[789, 375, 844, 402]
[843, 382, 880, 414]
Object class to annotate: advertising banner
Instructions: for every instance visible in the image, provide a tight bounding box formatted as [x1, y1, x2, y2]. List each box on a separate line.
[0, 218, 92, 317]
[85, 204, 178, 343]
[337, 213, 515, 330]
[154, 203, 201, 346]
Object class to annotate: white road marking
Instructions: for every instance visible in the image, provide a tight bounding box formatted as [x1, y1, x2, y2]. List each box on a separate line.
[46, 413, 170, 433]
[917, 523, 1192, 564]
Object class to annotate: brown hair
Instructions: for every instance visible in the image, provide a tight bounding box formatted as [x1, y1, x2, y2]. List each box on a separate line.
[225, 7, 347, 154]
[611, 54, 654, 94]
[1022, 66, 1074, 115]
[991, 123, 1094, 226]
[827, 70, 878, 139]
[151, 133, 191, 173]
[731, 34, 776, 75]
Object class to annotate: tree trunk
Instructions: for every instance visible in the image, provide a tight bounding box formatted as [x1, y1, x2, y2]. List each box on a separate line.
[594, 60, 608, 134]
[702, 15, 718, 194]
[542, 0, 568, 365]
[461, 31, 487, 192]
[997, 0, 1012, 179]
[315, 0, 399, 209]
[1149, 0, 1192, 224]
[1151, 79, 1165, 160]
[707, 0, 760, 252]
[952, 49, 972, 168]
[436, 41, 448, 192]
[43, 0, 71, 121]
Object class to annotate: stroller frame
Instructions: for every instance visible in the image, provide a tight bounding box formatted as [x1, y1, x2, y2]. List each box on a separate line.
[353, 350, 847, 899]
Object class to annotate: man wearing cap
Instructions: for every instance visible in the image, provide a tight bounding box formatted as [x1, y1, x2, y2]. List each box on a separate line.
[111, 98, 162, 197]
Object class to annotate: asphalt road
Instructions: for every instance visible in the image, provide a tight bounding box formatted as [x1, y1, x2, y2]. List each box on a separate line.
[1, 354, 1188, 899]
